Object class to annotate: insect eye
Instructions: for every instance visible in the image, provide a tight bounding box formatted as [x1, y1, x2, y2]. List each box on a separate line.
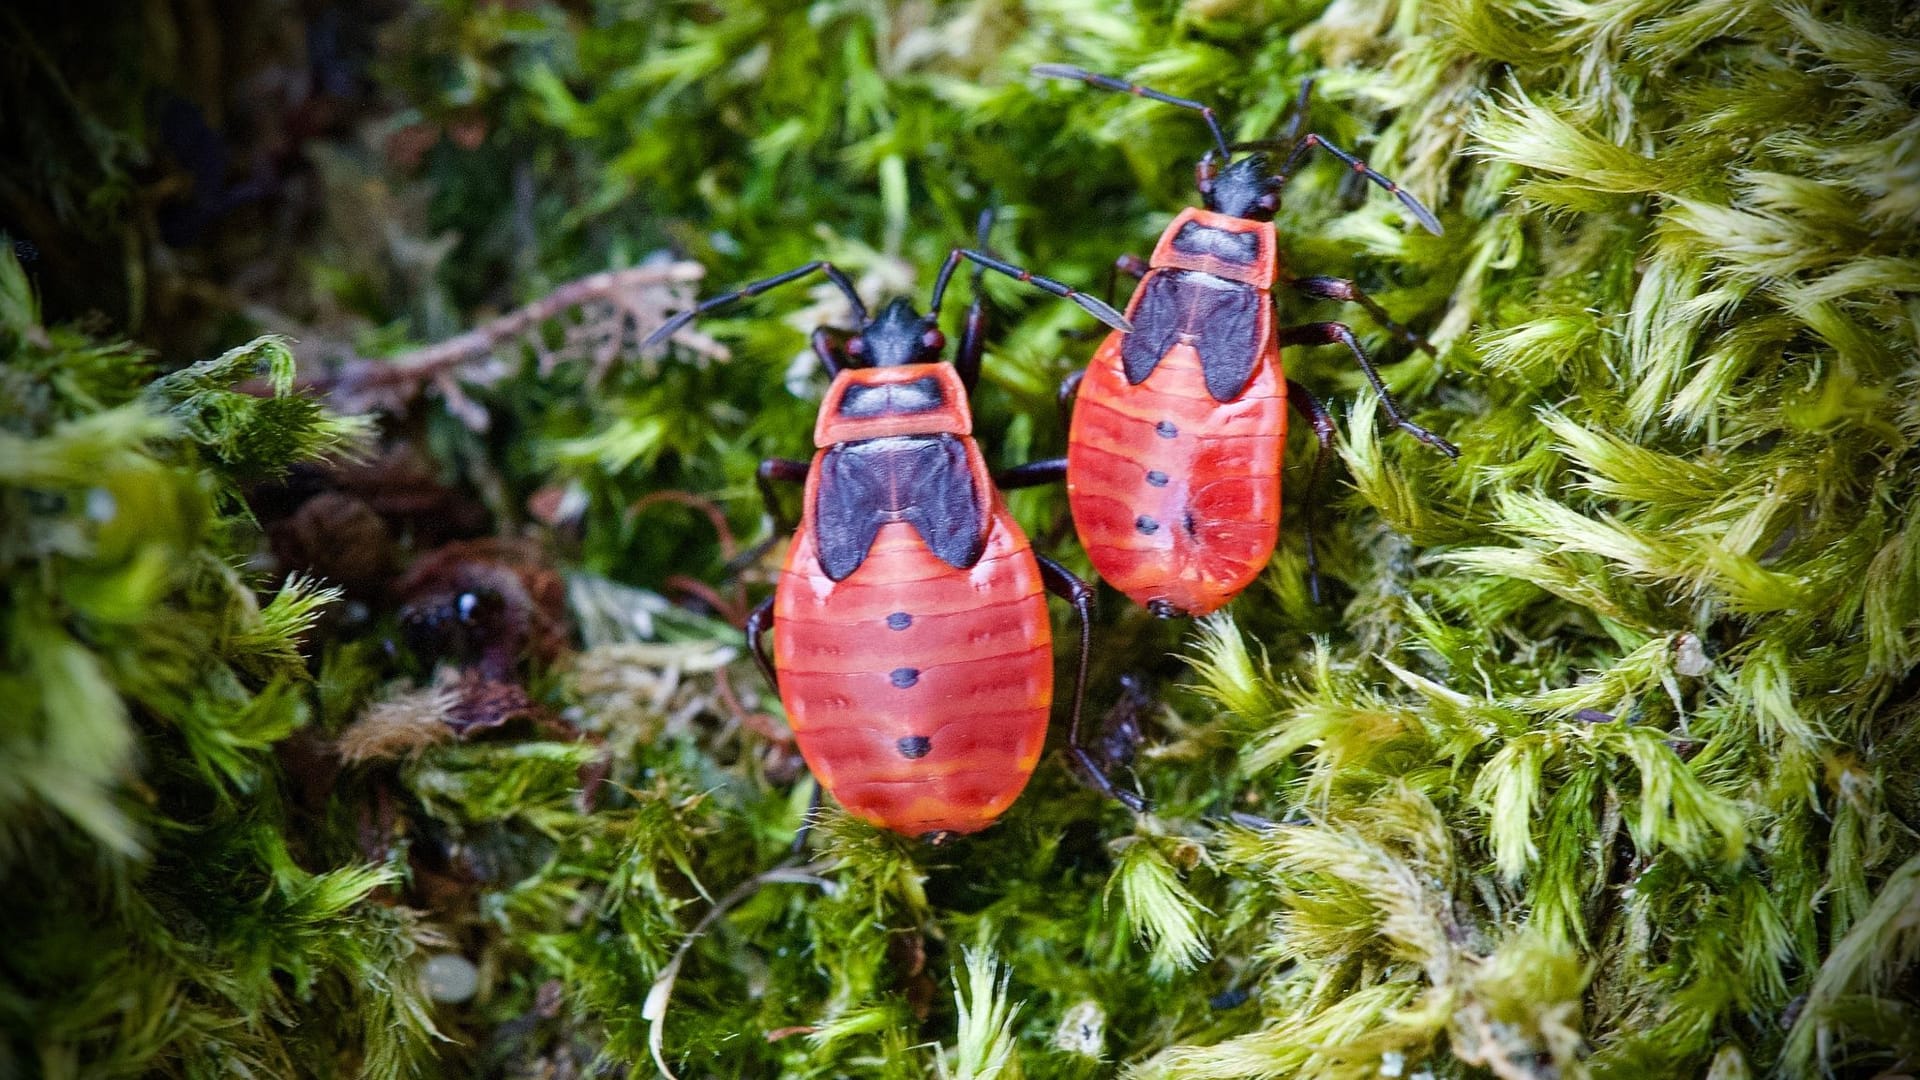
[921, 329, 946, 350]
[846, 337, 866, 355]
[1258, 193, 1279, 211]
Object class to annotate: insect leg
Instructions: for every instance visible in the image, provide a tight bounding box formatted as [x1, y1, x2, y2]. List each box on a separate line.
[723, 457, 812, 578]
[1286, 275, 1437, 358]
[1230, 79, 1315, 151]
[1107, 252, 1149, 308]
[789, 780, 822, 855]
[744, 594, 778, 694]
[1055, 370, 1084, 430]
[1285, 378, 1337, 604]
[1280, 78, 1314, 146]
[754, 458, 810, 533]
[1279, 321, 1459, 459]
[1037, 554, 1148, 814]
[953, 209, 997, 392]
[811, 327, 855, 375]
[996, 458, 1067, 490]
[745, 593, 818, 852]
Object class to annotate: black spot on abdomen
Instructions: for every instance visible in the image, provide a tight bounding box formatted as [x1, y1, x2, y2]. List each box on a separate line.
[890, 667, 921, 688]
[897, 735, 931, 759]
[886, 612, 912, 630]
[1155, 421, 1178, 439]
[1145, 469, 1169, 487]
[1136, 515, 1160, 535]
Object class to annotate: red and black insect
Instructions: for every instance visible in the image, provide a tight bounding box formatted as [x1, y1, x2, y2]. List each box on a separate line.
[643, 233, 1142, 839]
[1003, 66, 1460, 617]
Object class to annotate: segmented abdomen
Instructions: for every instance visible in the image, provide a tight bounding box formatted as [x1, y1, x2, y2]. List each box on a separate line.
[773, 512, 1051, 836]
[1066, 333, 1287, 617]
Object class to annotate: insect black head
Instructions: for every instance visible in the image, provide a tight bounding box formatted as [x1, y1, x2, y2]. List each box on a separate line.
[1202, 153, 1282, 221]
[847, 296, 946, 369]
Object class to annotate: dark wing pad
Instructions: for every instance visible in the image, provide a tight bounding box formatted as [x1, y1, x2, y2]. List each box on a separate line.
[1121, 271, 1186, 386]
[814, 435, 988, 581]
[1194, 282, 1262, 402]
[814, 450, 887, 583]
[1120, 270, 1265, 401]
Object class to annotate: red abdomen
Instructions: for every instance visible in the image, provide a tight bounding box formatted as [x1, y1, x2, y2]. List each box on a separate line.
[1066, 333, 1287, 617]
[773, 511, 1051, 836]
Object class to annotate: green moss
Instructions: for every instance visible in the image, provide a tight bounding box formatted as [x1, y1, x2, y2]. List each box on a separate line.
[0, 248, 435, 1075]
[5, 0, 1918, 1077]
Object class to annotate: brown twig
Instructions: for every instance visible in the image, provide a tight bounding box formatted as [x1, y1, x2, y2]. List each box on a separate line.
[628, 490, 741, 563]
[712, 665, 792, 748]
[325, 262, 717, 415]
[629, 490, 751, 621]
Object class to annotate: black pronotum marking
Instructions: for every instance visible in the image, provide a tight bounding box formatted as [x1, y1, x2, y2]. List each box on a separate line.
[1145, 469, 1170, 487]
[886, 612, 913, 630]
[896, 735, 932, 759]
[890, 667, 921, 688]
[813, 434, 988, 582]
[1122, 270, 1264, 401]
[836, 375, 947, 419]
[1135, 515, 1160, 535]
[1170, 222, 1260, 264]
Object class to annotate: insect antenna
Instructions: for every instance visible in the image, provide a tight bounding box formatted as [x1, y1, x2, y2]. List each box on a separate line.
[643, 260, 867, 351]
[1031, 64, 1233, 162]
[933, 247, 1131, 333]
[1273, 133, 1442, 235]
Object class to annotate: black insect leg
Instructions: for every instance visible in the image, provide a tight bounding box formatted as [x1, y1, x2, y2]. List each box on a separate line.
[1231, 79, 1315, 151]
[1037, 554, 1148, 814]
[1279, 78, 1313, 145]
[1285, 378, 1337, 604]
[996, 458, 1067, 491]
[954, 294, 989, 392]
[1108, 252, 1149, 309]
[790, 780, 823, 855]
[745, 594, 778, 694]
[954, 209, 997, 392]
[746, 595, 825, 855]
[1278, 322, 1459, 459]
[812, 326, 855, 376]
[1055, 370, 1084, 430]
[755, 457, 809, 534]
[723, 457, 811, 578]
[1287, 276, 1437, 358]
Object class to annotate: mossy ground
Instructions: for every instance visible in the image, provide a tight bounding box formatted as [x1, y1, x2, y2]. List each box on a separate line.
[3, 1, 1918, 1077]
